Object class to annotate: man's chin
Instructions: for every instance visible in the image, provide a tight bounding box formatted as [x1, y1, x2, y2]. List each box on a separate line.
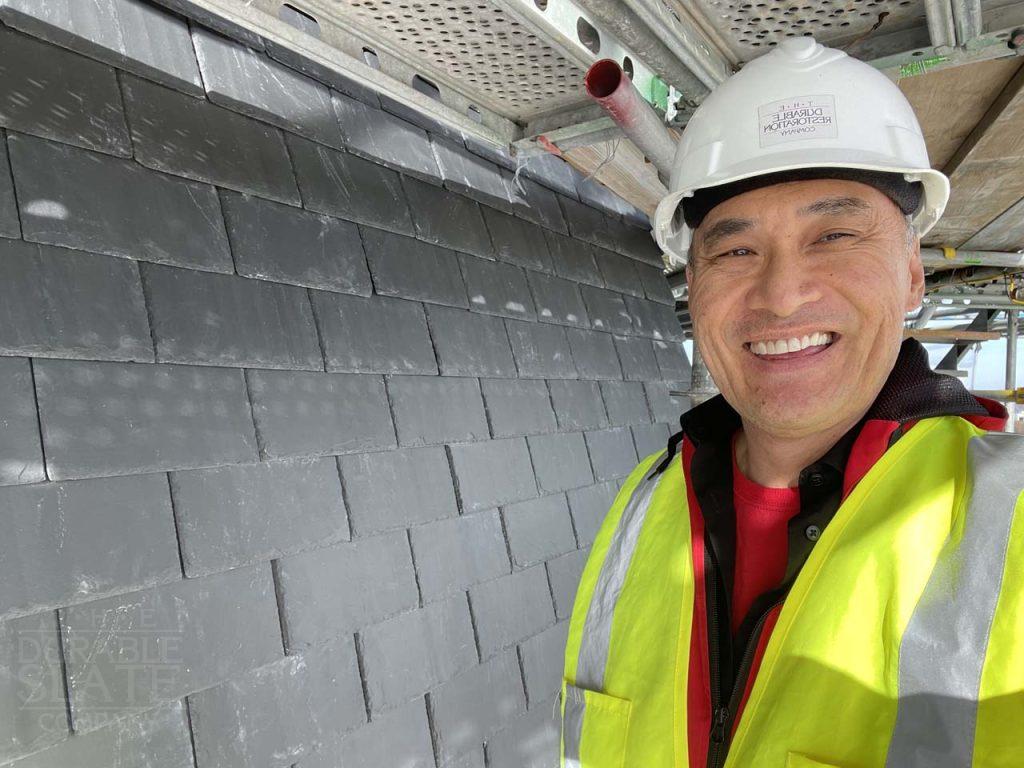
[738, 392, 843, 438]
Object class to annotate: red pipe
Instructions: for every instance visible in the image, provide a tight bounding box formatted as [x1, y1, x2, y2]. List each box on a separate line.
[584, 59, 676, 176]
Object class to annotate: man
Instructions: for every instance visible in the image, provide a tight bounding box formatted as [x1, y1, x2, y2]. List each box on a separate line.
[560, 37, 1023, 768]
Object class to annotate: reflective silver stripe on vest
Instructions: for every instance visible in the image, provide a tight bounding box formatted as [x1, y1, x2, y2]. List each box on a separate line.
[886, 432, 1024, 767]
[563, 684, 586, 767]
[574, 456, 664, 691]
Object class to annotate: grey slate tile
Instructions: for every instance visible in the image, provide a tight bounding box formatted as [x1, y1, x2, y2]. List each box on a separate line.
[362, 227, 468, 308]
[0, 612, 68, 761]
[403, 177, 492, 258]
[459, 254, 536, 321]
[613, 335, 661, 381]
[445, 746, 487, 768]
[461, 133, 516, 171]
[480, 378, 557, 438]
[567, 480, 620, 545]
[615, 221, 664, 265]
[600, 380, 651, 426]
[34, 359, 257, 480]
[312, 291, 437, 375]
[340, 446, 457, 536]
[62, 564, 282, 728]
[430, 137, 513, 212]
[246, 369, 396, 459]
[426, 305, 517, 378]
[361, 596, 477, 713]
[0, 474, 179, 620]
[192, 27, 343, 148]
[504, 169, 568, 234]
[637, 262, 675, 305]
[170, 457, 348, 578]
[189, 637, 365, 768]
[634, 422, 671, 459]
[653, 339, 692, 381]
[576, 175, 633, 218]
[544, 230, 603, 287]
[506, 319, 577, 380]
[387, 376, 489, 447]
[593, 245, 644, 297]
[645, 380, 687, 425]
[584, 429, 639, 484]
[623, 294, 665, 339]
[527, 269, 590, 328]
[547, 379, 609, 431]
[0, 0, 203, 96]
[519, 621, 570, 706]
[159, 0, 264, 49]
[623, 296, 682, 342]
[546, 547, 589, 620]
[0, 133, 17, 238]
[8, 133, 233, 272]
[332, 92, 441, 183]
[527, 432, 593, 493]
[299, 699, 434, 768]
[481, 207, 553, 273]
[558, 196, 617, 250]
[409, 511, 510, 602]
[288, 135, 414, 235]
[430, 652, 526, 764]
[380, 93, 462, 143]
[487, 698, 561, 768]
[276, 532, 418, 647]
[565, 328, 622, 380]
[468, 566, 554, 658]
[502, 495, 576, 568]
[580, 285, 632, 334]
[449, 437, 537, 513]
[0, 241, 152, 362]
[2, 701, 193, 768]
[518, 151, 579, 200]
[265, 40, 381, 106]
[122, 74, 300, 205]
[142, 263, 322, 370]
[0, 26, 130, 156]
[0, 357, 44, 487]
[221, 191, 372, 294]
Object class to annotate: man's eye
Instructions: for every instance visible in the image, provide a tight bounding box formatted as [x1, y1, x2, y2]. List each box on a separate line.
[716, 247, 754, 258]
[818, 232, 853, 243]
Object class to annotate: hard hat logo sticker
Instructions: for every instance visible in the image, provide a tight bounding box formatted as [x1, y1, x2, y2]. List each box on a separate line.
[758, 95, 837, 147]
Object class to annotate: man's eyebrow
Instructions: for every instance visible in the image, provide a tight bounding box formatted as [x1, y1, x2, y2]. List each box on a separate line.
[699, 217, 755, 252]
[798, 196, 872, 216]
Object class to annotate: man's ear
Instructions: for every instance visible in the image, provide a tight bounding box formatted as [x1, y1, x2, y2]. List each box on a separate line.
[905, 235, 925, 312]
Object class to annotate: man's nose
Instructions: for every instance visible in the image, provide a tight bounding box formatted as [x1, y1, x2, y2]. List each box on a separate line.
[746, 246, 823, 318]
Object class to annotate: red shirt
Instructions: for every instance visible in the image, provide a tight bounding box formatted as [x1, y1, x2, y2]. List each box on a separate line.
[730, 439, 801, 632]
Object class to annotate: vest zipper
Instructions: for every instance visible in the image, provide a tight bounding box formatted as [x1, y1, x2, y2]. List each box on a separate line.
[720, 601, 784, 746]
[704, 545, 728, 768]
[705, 577, 785, 768]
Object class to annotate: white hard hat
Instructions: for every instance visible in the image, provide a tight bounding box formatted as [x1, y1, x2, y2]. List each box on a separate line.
[652, 37, 950, 266]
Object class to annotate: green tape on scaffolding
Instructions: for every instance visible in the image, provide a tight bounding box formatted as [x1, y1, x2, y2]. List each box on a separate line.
[899, 56, 949, 78]
[649, 77, 669, 112]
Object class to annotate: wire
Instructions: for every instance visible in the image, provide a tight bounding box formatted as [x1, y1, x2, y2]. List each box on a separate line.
[582, 137, 621, 183]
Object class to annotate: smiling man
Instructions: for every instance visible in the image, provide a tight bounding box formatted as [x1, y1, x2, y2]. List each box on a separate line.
[561, 39, 1024, 768]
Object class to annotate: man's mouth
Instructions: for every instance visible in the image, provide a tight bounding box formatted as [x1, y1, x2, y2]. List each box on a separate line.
[744, 331, 837, 357]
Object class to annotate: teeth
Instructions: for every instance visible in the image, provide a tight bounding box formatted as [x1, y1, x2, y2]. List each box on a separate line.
[749, 332, 833, 356]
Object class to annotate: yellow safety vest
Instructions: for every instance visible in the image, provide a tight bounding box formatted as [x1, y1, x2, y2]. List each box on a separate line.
[561, 416, 1024, 768]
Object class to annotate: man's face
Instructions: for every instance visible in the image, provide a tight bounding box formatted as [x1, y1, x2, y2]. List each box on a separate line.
[686, 179, 925, 439]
